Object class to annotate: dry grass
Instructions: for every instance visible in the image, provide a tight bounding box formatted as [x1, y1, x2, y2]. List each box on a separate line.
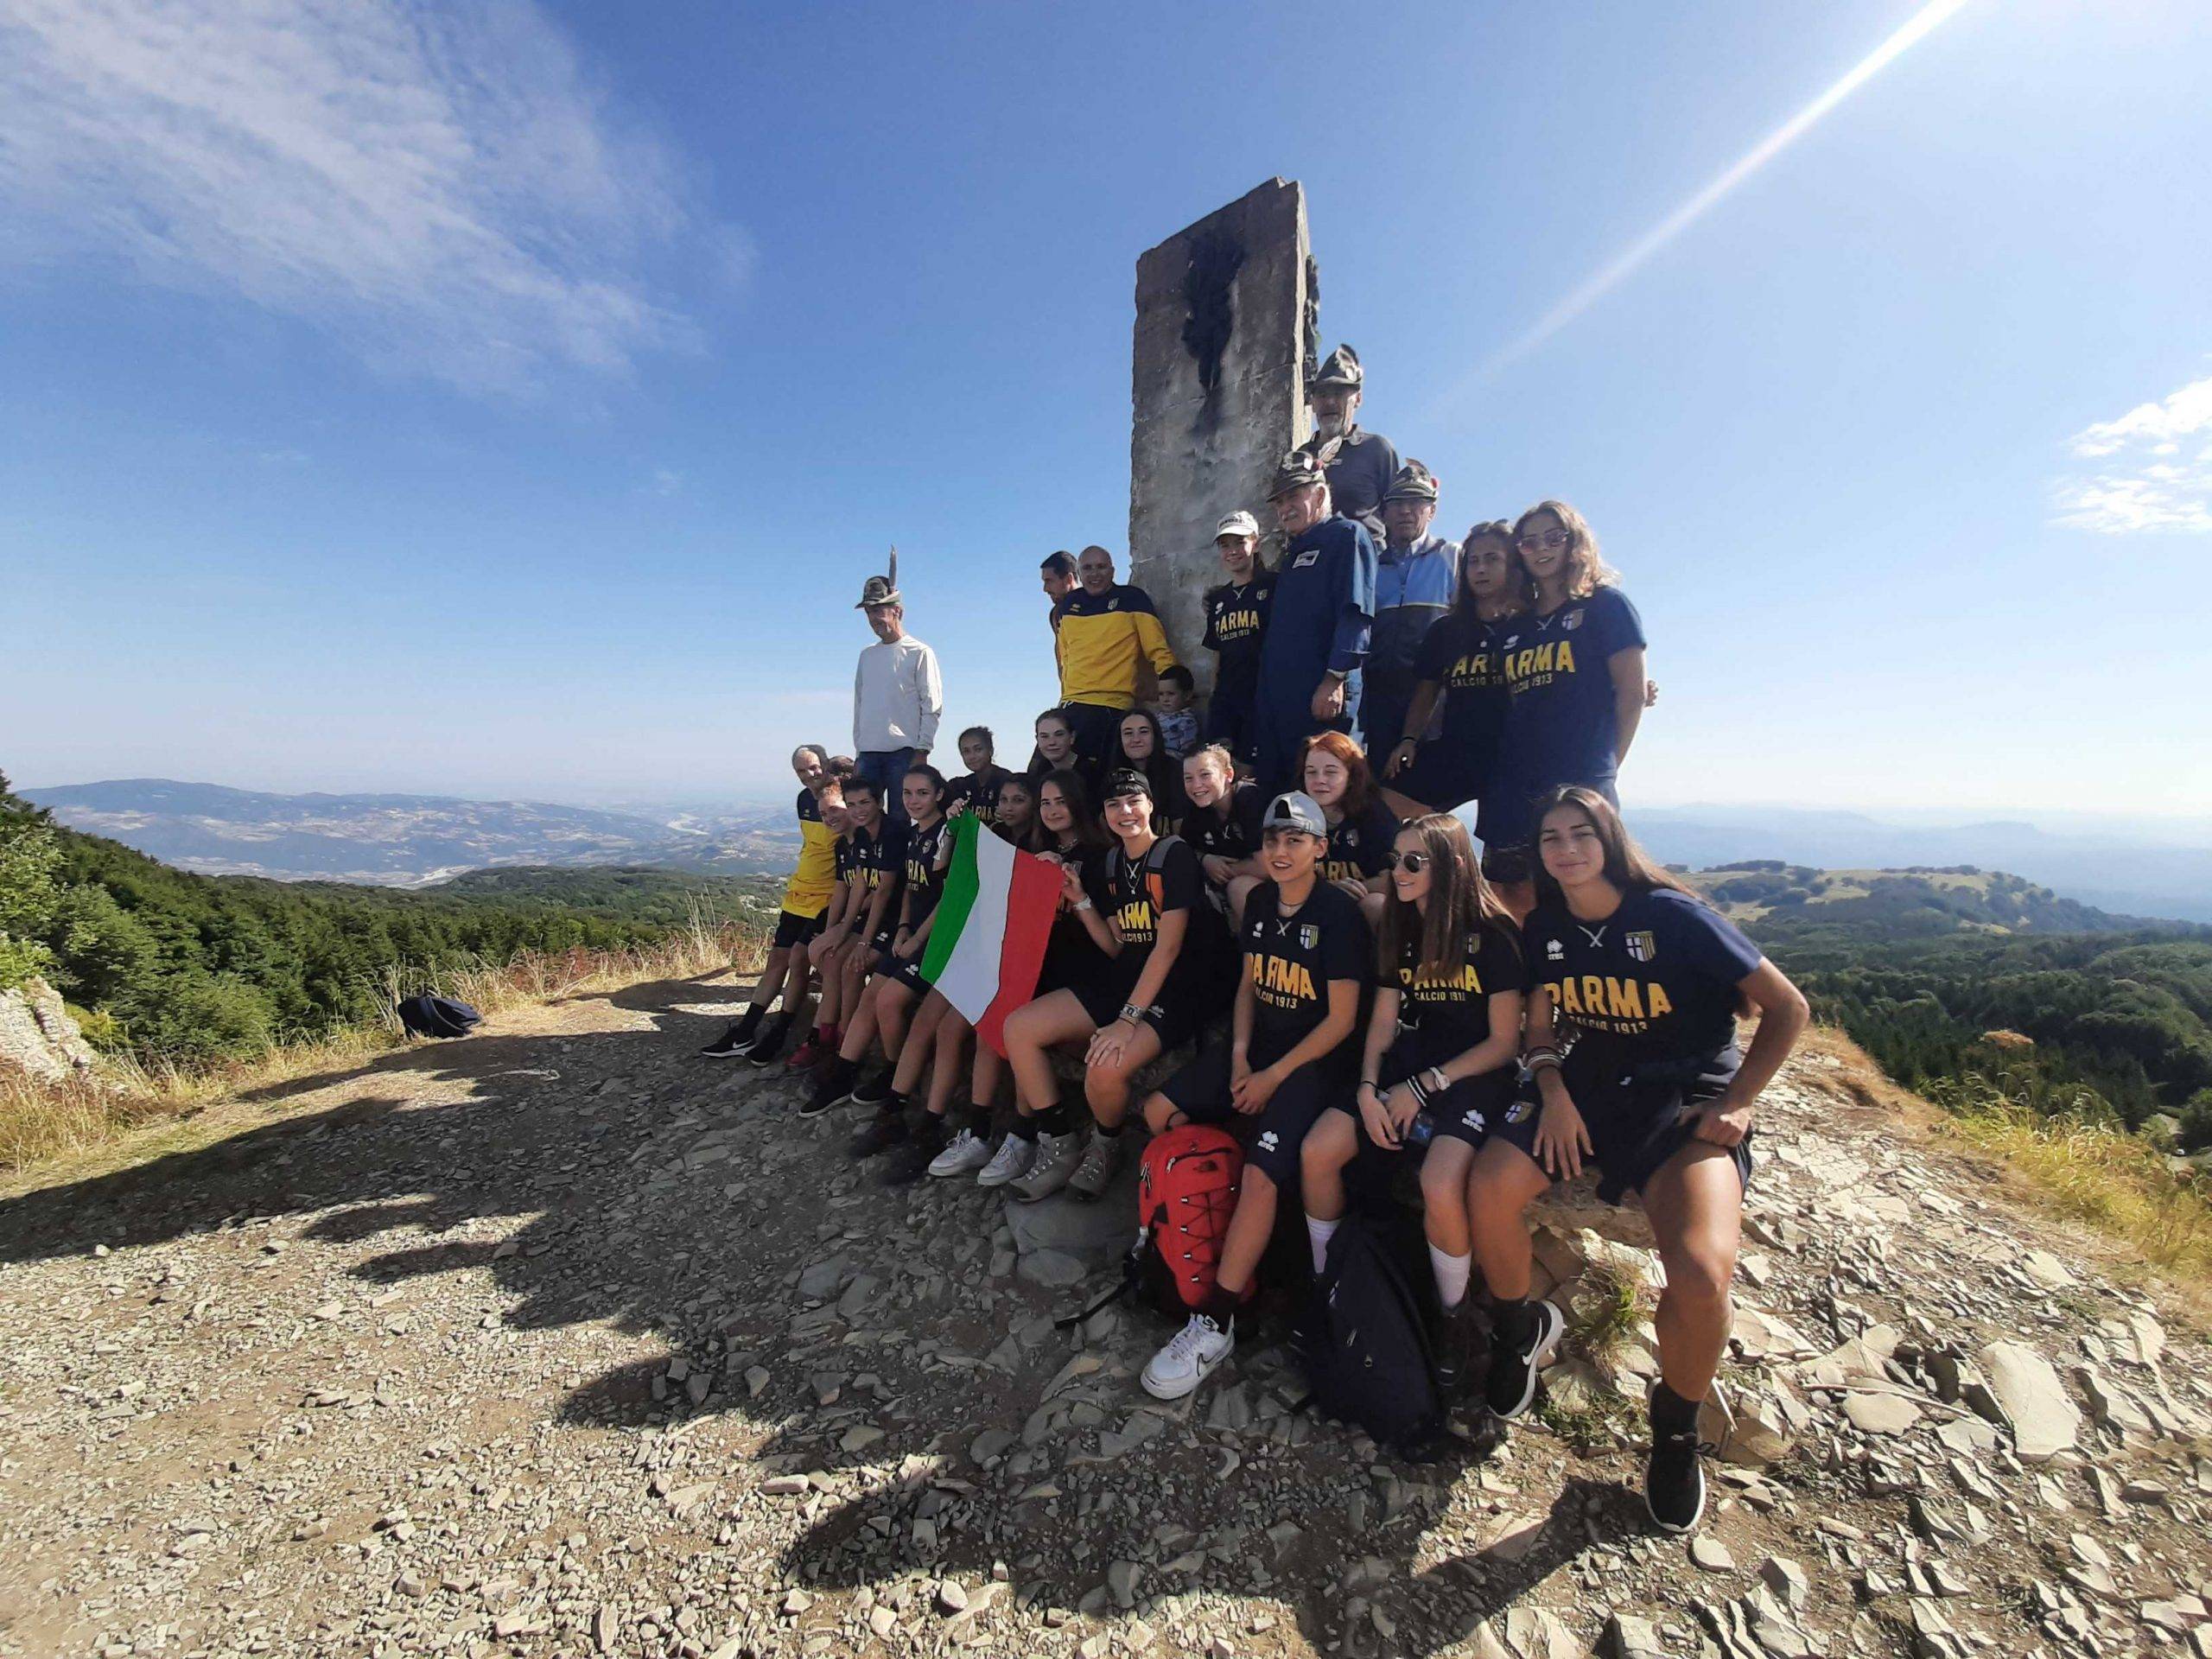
[0, 906, 767, 1177]
[1564, 1257, 1648, 1363]
[1802, 1024, 2212, 1289]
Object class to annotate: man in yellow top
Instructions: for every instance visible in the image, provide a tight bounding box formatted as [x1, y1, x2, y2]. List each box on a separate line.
[701, 745, 841, 1061]
[1055, 543, 1181, 766]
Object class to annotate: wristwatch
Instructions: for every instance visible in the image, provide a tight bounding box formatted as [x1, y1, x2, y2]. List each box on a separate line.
[1119, 1002, 1146, 1025]
[1072, 897, 1093, 912]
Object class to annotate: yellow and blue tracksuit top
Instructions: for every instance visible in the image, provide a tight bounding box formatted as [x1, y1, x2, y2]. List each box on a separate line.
[1055, 583, 1179, 710]
[781, 788, 838, 918]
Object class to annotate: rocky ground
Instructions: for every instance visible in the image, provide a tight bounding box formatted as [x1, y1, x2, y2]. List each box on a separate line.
[0, 971, 2207, 1659]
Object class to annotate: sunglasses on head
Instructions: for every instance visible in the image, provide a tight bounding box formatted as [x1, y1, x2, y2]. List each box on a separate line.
[1385, 850, 1432, 874]
[1516, 528, 1570, 551]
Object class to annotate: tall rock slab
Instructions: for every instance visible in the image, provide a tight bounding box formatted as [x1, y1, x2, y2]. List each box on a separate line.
[1128, 180, 1314, 695]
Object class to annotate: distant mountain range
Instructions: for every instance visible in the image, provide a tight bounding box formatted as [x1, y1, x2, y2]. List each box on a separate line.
[1631, 804, 2211, 925]
[24, 779, 798, 887]
[23, 779, 2210, 924]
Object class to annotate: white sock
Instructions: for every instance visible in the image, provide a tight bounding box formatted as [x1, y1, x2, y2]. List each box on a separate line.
[1306, 1214, 1342, 1274]
[1430, 1246, 1472, 1310]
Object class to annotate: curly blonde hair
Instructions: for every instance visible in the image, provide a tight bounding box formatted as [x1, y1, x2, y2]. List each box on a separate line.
[1514, 499, 1619, 600]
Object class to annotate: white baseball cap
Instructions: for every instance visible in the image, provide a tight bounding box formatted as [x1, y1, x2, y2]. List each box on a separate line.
[1214, 510, 1259, 541]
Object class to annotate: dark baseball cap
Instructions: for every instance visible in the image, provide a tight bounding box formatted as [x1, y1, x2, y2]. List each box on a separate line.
[1102, 767, 1154, 802]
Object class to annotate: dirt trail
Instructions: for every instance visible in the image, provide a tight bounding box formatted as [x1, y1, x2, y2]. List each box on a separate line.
[1, 972, 2207, 1659]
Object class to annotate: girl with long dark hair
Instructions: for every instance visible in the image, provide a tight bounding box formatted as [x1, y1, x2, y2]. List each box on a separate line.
[1466, 786, 1808, 1536]
[1380, 520, 1528, 821]
[1297, 812, 1524, 1394]
[1114, 707, 1185, 828]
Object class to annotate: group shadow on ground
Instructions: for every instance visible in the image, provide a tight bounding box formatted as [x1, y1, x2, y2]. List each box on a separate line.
[0, 972, 1650, 1657]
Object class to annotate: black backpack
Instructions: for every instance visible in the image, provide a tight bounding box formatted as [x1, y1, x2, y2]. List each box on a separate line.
[1293, 1214, 1443, 1448]
[397, 994, 481, 1040]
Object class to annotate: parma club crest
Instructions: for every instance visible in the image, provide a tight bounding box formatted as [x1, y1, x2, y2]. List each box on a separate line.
[1504, 1096, 1533, 1125]
[1624, 930, 1658, 963]
[1560, 607, 1583, 631]
[1298, 923, 1319, 950]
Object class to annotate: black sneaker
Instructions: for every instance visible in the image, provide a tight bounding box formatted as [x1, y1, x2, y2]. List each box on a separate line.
[878, 1119, 950, 1185]
[799, 1059, 857, 1119]
[1433, 1297, 1495, 1404]
[1645, 1381, 1724, 1534]
[698, 1021, 753, 1058]
[741, 1017, 791, 1065]
[848, 1108, 909, 1160]
[849, 1066, 896, 1109]
[1483, 1298, 1564, 1421]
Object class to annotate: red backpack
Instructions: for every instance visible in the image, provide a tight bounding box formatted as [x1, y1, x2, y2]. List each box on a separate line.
[1058, 1124, 1255, 1329]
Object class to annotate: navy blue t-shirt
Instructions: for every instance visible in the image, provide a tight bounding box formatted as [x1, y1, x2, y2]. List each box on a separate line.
[1180, 783, 1265, 867]
[1413, 612, 1511, 786]
[1523, 887, 1761, 1065]
[1495, 587, 1645, 796]
[1241, 880, 1371, 1061]
[947, 766, 1014, 824]
[1202, 576, 1274, 705]
[1321, 798, 1398, 884]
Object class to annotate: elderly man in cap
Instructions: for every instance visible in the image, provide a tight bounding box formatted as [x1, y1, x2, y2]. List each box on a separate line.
[1363, 460, 1461, 778]
[1306, 345, 1401, 542]
[1200, 510, 1274, 764]
[1053, 543, 1180, 767]
[1249, 447, 1378, 795]
[851, 558, 943, 826]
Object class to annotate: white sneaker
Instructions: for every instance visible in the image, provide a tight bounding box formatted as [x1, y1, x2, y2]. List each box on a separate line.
[1007, 1132, 1083, 1204]
[975, 1133, 1035, 1187]
[1141, 1313, 1233, 1401]
[928, 1128, 994, 1179]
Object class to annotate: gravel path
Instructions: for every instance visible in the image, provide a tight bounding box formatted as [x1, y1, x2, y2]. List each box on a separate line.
[1, 973, 2207, 1659]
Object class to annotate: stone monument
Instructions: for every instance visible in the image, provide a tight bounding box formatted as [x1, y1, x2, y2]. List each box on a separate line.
[1127, 179, 1315, 696]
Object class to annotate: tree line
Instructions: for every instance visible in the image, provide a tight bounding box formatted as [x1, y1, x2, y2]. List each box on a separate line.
[0, 774, 679, 1065]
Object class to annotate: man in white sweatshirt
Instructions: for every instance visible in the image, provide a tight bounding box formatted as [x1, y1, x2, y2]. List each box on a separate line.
[852, 570, 943, 826]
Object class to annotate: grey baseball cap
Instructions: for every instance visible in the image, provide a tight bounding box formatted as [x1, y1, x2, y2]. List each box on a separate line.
[1214, 510, 1259, 541]
[1262, 790, 1326, 836]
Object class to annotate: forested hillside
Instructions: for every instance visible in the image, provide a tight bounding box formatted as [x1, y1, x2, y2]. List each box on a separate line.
[1760, 928, 2212, 1151]
[0, 775, 719, 1065]
[427, 865, 779, 925]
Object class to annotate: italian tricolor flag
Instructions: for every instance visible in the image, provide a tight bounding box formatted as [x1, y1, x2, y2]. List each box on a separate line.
[919, 815, 1062, 1055]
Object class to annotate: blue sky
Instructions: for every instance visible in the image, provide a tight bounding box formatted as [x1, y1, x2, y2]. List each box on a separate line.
[4, 0, 2209, 817]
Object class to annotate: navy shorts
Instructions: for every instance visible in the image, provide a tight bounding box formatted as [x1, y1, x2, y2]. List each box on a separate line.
[1160, 1032, 1351, 1186]
[772, 907, 825, 950]
[1494, 1046, 1752, 1205]
[1381, 1039, 1516, 1149]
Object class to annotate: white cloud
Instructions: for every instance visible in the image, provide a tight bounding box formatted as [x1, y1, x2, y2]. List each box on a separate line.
[2052, 372, 2212, 533]
[0, 0, 725, 394]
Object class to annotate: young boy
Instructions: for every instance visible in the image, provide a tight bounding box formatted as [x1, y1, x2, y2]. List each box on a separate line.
[1154, 665, 1200, 759]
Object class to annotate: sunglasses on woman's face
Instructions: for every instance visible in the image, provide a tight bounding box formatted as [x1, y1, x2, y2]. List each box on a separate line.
[1385, 850, 1430, 874]
[1516, 528, 1569, 551]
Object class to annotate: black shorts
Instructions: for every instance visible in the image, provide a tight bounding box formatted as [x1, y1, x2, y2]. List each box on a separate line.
[1160, 1032, 1352, 1185]
[1071, 961, 1214, 1054]
[873, 947, 930, 995]
[772, 907, 825, 950]
[1397, 747, 1484, 815]
[1494, 1046, 1753, 1205]
[1478, 843, 1533, 886]
[1061, 701, 1128, 766]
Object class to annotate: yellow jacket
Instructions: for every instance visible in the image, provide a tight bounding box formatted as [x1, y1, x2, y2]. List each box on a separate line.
[1056, 583, 1178, 709]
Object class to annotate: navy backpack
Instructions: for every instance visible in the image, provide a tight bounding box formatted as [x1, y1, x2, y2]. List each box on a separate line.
[397, 994, 482, 1040]
[1293, 1213, 1444, 1448]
